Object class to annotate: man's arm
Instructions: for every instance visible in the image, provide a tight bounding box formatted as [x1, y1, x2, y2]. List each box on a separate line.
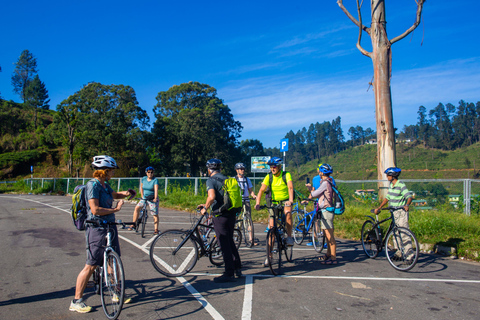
[255, 184, 267, 209]
[199, 189, 216, 215]
[374, 198, 389, 214]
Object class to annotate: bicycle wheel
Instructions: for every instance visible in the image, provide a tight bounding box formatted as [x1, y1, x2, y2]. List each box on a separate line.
[141, 209, 147, 238]
[266, 229, 281, 276]
[208, 237, 224, 266]
[243, 214, 254, 248]
[385, 227, 419, 272]
[361, 220, 380, 258]
[292, 210, 305, 245]
[150, 230, 199, 277]
[234, 228, 242, 249]
[312, 218, 325, 253]
[100, 251, 125, 320]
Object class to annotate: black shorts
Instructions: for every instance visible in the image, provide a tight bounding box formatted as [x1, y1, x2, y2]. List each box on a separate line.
[85, 225, 121, 266]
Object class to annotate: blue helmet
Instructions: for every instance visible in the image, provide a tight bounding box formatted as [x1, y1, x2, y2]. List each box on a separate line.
[235, 162, 246, 169]
[384, 167, 401, 177]
[206, 158, 222, 170]
[267, 157, 283, 166]
[318, 163, 333, 175]
[145, 166, 154, 172]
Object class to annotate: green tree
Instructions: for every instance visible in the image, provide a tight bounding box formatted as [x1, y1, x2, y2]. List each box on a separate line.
[153, 82, 242, 176]
[51, 82, 149, 175]
[239, 139, 264, 171]
[11, 50, 38, 102]
[24, 75, 50, 129]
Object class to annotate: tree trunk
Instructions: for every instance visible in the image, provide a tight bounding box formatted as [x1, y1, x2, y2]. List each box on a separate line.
[370, 1, 396, 199]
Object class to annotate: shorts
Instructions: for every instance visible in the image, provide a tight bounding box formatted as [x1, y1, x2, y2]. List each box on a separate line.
[85, 226, 121, 266]
[318, 209, 334, 230]
[136, 199, 159, 216]
[268, 200, 291, 219]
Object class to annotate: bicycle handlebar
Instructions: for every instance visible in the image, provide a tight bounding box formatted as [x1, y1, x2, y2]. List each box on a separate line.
[370, 206, 406, 214]
[86, 219, 136, 228]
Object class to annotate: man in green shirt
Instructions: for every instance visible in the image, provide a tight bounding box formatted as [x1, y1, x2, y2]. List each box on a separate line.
[255, 157, 295, 266]
[374, 167, 414, 259]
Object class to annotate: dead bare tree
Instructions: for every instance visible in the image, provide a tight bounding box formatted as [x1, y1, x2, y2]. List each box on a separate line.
[337, 0, 425, 198]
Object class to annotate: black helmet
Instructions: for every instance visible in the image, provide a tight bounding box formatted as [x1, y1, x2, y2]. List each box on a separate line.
[206, 159, 222, 170]
[235, 163, 246, 169]
[384, 167, 401, 177]
[92, 155, 119, 169]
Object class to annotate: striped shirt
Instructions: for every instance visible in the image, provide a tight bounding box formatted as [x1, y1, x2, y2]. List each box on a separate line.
[386, 180, 412, 207]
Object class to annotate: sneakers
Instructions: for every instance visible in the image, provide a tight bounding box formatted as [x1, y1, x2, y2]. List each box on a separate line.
[286, 237, 294, 246]
[235, 269, 243, 278]
[264, 258, 270, 267]
[69, 300, 92, 313]
[213, 273, 236, 283]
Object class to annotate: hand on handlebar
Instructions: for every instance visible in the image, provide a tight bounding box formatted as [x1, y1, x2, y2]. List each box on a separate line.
[255, 204, 261, 211]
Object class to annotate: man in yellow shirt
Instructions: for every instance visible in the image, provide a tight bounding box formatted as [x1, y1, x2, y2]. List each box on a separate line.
[255, 157, 295, 264]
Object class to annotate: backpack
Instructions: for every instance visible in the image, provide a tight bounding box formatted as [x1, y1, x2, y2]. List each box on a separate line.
[325, 181, 345, 215]
[71, 184, 88, 230]
[211, 176, 243, 215]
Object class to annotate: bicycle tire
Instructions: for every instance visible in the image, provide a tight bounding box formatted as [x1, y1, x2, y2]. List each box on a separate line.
[312, 218, 325, 253]
[141, 209, 147, 238]
[234, 228, 242, 249]
[243, 214, 254, 248]
[361, 220, 380, 258]
[266, 229, 282, 276]
[100, 250, 125, 320]
[149, 230, 199, 277]
[208, 237, 224, 266]
[385, 227, 419, 272]
[293, 210, 305, 245]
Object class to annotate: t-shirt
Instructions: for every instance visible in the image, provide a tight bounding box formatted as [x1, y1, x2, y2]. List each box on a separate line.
[236, 176, 253, 199]
[206, 172, 227, 212]
[142, 176, 159, 199]
[311, 178, 334, 209]
[386, 180, 413, 207]
[262, 171, 292, 201]
[312, 175, 321, 190]
[86, 179, 115, 222]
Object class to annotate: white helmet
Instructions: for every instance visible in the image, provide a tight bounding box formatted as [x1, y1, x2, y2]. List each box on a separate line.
[91, 155, 119, 169]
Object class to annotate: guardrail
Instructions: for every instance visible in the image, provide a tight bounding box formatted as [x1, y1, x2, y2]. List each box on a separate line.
[4, 177, 479, 216]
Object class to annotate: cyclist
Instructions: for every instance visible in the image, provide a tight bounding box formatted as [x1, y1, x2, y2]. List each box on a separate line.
[255, 157, 295, 265]
[305, 163, 337, 264]
[234, 162, 257, 244]
[70, 155, 133, 313]
[198, 159, 242, 283]
[373, 167, 414, 260]
[129, 166, 160, 235]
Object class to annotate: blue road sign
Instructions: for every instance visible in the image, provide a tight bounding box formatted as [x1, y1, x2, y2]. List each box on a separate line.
[280, 138, 289, 152]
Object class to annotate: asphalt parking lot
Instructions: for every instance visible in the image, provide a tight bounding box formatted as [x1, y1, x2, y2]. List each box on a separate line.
[0, 194, 479, 320]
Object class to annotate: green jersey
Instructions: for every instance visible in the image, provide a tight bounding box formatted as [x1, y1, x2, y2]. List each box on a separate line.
[386, 180, 412, 207]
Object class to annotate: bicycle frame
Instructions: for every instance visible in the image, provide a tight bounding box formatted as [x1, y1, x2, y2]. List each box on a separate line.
[364, 212, 395, 251]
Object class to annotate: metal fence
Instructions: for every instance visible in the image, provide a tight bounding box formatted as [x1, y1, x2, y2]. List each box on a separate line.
[16, 177, 480, 215]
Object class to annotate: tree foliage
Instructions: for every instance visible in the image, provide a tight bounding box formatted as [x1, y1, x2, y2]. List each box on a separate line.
[153, 82, 242, 176]
[11, 50, 38, 102]
[50, 82, 149, 175]
[24, 75, 50, 129]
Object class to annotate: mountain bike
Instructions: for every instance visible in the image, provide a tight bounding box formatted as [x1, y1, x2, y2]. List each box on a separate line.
[134, 198, 149, 238]
[235, 198, 255, 248]
[259, 203, 293, 276]
[293, 198, 326, 253]
[361, 207, 419, 272]
[149, 210, 242, 277]
[87, 219, 133, 320]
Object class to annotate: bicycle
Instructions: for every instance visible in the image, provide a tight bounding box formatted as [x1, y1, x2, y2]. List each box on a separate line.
[361, 207, 419, 272]
[292, 198, 326, 253]
[235, 198, 255, 248]
[86, 219, 133, 320]
[149, 210, 242, 277]
[134, 198, 149, 238]
[259, 203, 293, 276]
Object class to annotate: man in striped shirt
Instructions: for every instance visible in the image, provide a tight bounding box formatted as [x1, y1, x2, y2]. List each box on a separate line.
[374, 167, 414, 259]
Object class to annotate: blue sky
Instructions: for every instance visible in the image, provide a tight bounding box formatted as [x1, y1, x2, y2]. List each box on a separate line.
[1, 1, 480, 148]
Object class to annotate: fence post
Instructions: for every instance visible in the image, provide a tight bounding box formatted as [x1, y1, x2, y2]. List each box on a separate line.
[165, 178, 168, 195]
[465, 179, 471, 216]
[53, 178, 56, 191]
[195, 178, 198, 196]
[41, 178, 44, 189]
[117, 178, 121, 192]
[67, 178, 70, 194]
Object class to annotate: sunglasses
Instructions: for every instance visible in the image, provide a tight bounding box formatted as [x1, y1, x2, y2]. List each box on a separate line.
[270, 165, 278, 168]
[147, 171, 154, 174]
[237, 168, 245, 170]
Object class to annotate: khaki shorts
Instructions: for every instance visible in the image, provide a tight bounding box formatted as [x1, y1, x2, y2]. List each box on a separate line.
[268, 200, 290, 219]
[318, 209, 335, 230]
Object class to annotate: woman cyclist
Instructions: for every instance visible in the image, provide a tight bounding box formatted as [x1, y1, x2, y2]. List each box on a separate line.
[129, 166, 160, 235]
